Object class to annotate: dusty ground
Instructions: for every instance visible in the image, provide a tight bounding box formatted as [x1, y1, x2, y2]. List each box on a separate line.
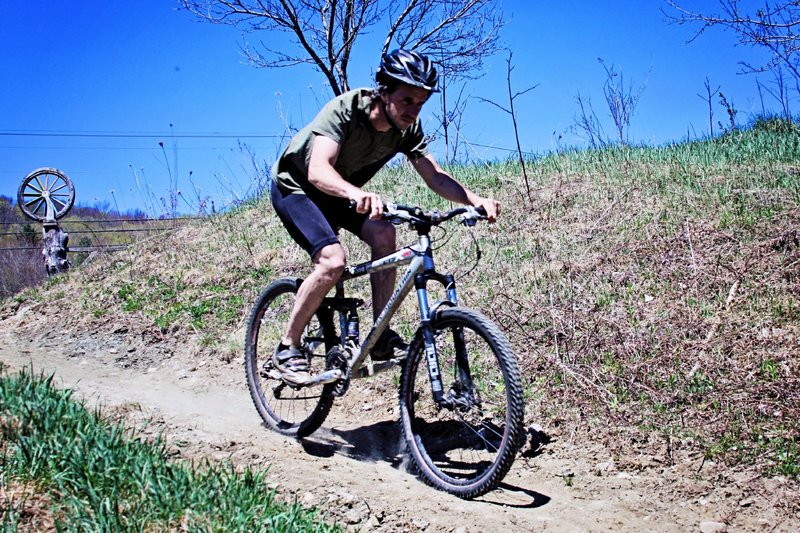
[1, 305, 798, 533]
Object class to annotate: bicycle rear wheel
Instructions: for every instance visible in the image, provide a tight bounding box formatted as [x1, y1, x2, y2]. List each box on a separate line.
[244, 277, 335, 437]
[399, 307, 525, 498]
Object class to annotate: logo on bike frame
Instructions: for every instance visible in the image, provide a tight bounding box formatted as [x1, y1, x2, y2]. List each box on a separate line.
[348, 247, 416, 277]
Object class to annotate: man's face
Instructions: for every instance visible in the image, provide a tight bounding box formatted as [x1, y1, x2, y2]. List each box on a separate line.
[383, 84, 431, 129]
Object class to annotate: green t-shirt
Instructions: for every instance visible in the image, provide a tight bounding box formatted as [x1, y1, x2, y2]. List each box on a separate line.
[273, 88, 429, 195]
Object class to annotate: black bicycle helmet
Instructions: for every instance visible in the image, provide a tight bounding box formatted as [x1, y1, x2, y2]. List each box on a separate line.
[377, 49, 439, 92]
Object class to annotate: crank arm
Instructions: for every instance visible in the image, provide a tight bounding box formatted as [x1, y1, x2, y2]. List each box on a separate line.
[300, 368, 343, 387]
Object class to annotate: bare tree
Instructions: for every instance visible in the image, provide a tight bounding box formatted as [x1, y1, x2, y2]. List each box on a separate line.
[756, 65, 793, 116]
[698, 77, 721, 137]
[180, 0, 504, 96]
[666, 1, 800, 81]
[573, 92, 607, 149]
[431, 79, 469, 163]
[477, 52, 538, 200]
[571, 59, 647, 147]
[600, 59, 647, 145]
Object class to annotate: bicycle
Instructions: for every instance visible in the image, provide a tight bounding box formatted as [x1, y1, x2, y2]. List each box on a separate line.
[244, 202, 525, 498]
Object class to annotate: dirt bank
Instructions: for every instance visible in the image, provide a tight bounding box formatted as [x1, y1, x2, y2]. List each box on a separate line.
[1, 306, 797, 532]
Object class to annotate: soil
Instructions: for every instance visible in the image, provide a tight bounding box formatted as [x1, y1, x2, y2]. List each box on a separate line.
[1, 305, 798, 533]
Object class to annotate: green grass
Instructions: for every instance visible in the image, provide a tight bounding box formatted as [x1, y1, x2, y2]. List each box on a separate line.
[705, 424, 800, 478]
[0, 367, 340, 532]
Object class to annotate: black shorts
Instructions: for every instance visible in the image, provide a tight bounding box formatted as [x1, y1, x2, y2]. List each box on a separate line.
[270, 182, 368, 259]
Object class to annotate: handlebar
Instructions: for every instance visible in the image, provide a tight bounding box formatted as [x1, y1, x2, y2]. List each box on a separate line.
[382, 203, 488, 228]
[348, 199, 488, 228]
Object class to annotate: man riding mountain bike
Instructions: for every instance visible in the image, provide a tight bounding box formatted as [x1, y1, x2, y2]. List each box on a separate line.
[270, 48, 501, 386]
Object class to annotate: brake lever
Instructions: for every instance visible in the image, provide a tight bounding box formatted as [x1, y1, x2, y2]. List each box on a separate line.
[381, 202, 410, 225]
[459, 206, 485, 227]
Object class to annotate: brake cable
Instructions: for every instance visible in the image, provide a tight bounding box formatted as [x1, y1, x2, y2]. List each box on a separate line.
[455, 223, 482, 281]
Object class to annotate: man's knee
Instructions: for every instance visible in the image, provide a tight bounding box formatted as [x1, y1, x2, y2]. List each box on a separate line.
[314, 244, 346, 280]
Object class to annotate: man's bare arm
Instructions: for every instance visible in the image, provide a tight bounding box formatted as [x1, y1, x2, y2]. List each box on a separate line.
[411, 154, 501, 222]
[308, 135, 384, 219]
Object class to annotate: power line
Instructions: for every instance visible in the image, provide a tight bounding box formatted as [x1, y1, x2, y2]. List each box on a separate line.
[0, 145, 271, 151]
[468, 141, 536, 155]
[1, 217, 198, 226]
[0, 130, 284, 139]
[0, 129, 528, 153]
[1, 228, 181, 237]
[0, 245, 128, 252]
[0, 129, 533, 160]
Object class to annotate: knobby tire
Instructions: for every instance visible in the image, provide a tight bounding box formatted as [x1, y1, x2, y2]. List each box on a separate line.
[244, 277, 334, 437]
[399, 307, 525, 499]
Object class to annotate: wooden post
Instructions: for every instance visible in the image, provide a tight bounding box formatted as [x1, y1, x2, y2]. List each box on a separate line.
[42, 222, 70, 275]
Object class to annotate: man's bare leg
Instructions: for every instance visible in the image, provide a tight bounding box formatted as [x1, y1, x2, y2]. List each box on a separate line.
[360, 219, 407, 359]
[282, 243, 346, 347]
[360, 219, 397, 320]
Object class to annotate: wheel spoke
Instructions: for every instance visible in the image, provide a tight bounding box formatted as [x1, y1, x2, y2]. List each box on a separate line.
[51, 197, 66, 212]
[453, 409, 503, 453]
[52, 192, 72, 203]
[18, 169, 75, 221]
[23, 183, 43, 195]
[25, 197, 44, 213]
[50, 181, 69, 194]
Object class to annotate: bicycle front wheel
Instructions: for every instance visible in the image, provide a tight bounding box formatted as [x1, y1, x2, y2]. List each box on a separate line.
[399, 307, 525, 499]
[244, 277, 335, 437]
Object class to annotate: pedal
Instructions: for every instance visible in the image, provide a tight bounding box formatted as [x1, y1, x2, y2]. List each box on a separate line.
[260, 367, 283, 380]
[261, 367, 341, 386]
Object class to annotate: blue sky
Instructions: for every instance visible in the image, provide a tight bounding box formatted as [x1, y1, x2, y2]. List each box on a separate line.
[1, 1, 782, 215]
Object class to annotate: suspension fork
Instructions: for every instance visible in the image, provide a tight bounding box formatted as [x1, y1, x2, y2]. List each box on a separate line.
[452, 324, 473, 399]
[438, 273, 475, 401]
[415, 271, 465, 405]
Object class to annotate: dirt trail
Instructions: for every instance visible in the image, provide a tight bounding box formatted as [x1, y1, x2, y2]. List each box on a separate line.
[0, 313, 796, 532]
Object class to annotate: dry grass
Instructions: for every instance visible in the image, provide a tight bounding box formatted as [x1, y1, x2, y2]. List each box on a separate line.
[0, 478, 56, 533]
[0, 250, 46, 300]
[3, 118, 799, 480]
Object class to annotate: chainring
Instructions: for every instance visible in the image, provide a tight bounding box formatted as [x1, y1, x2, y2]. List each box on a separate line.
[325, 346, 351, 397]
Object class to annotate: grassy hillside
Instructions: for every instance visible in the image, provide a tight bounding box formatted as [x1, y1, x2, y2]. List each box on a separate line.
[0, 196, 159, 299]
[4, 118, 799, 479]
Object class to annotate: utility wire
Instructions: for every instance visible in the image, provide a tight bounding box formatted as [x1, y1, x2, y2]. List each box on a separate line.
[1, 217, 198, 226]
[0, 129, 528, 154]
[0, 130, 283, 139]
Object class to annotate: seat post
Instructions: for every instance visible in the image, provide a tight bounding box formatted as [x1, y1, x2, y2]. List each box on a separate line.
[334, 279, 345, 298]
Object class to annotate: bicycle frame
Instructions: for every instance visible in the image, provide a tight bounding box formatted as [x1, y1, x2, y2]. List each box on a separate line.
[324, 231, 458, 398]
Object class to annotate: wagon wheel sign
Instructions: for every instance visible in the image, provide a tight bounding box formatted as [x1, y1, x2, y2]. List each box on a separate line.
[17, 168, 75, 275]
[17, 167, 76, 222]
